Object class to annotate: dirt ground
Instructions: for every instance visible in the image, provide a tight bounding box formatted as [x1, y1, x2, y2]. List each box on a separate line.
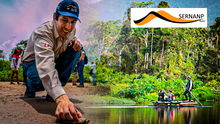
[0, 82, 109, 124]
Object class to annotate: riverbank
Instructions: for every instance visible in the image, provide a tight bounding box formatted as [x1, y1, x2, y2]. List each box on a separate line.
[0, 82, 135, 123]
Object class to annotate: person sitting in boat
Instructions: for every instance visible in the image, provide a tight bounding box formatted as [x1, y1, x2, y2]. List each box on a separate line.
[168, 90, 175, 101]
[158, 89, 167, 101]
[182, 76, 193, 102]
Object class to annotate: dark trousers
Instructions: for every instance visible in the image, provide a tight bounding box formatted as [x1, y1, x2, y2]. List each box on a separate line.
[184, 90, 191, 100]
[76, 60, 85, 85]
[23, 70, 27, 85]
[23, 46, 81, 93]
[92, 74, 96, 85]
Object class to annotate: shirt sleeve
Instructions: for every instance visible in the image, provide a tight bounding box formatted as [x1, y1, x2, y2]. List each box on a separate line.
[34, 37, 66, 100]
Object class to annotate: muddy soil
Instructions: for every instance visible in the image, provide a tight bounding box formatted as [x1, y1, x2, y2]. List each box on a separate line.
[0, 82, 109, 124]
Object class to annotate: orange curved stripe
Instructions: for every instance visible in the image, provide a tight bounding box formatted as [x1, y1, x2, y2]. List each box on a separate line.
[136, 14, 157, 26]
[136, 10, 201, 26]
[157, 10, 200, 22]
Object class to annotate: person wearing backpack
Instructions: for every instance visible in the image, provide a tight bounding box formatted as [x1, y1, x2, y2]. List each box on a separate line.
[183, 76, 193, 102]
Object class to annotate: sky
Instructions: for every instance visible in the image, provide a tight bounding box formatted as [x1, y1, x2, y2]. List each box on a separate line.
[0, 0, 219, 60]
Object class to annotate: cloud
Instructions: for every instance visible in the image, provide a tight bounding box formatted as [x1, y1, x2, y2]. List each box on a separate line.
[0, 37, 18, 58]
[0, 0, 61, 59]
[88, 0, 102, 4]
[0, 0, 98, 59]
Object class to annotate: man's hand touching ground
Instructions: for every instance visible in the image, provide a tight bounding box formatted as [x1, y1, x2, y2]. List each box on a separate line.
[55, 94, 83, 123]
[69, 40, 82, 51]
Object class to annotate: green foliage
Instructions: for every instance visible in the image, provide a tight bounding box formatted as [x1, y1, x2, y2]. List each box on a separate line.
[157, 1, 170, 8]
[0, 50, 6, 60]
[0, 63, 24, 82]
[83, 95, 135, 104]
[205, 80, 220, 88]
[93, 64, 218, 101]
[132, 0, 155, 8]
[0, 60, 11, 71]
[9, 40, 27, 60]
[68, 66, 91, 82]
[193, 87, 215, 100]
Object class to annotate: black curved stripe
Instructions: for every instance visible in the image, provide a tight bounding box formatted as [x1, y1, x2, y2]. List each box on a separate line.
[134, 11, 199, 24]
[134, 11, 157, 24]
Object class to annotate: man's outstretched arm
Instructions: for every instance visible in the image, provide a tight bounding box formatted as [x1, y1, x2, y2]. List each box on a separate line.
[55, 94, 83, 122]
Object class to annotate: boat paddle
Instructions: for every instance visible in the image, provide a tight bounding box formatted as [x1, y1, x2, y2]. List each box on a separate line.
[182, 82, 203, 107]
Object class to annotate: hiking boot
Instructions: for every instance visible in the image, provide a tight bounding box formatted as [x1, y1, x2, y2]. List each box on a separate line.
[77, 84, 84, 87]
[72, 83, 77, 86]
[24, 91, 35, 98]
[46, 94, 54, 102]
[92, 84, 97, 86]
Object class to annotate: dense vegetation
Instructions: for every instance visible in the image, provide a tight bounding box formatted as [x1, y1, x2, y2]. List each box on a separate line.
[82, 1, 220, 103]
[0, 1, 219, 103]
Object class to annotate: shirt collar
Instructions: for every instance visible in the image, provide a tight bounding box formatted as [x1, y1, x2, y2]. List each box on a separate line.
[53, 21, 60, 40]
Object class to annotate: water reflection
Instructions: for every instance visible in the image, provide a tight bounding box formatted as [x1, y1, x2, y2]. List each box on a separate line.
[156, 107, 197, 124]
[81, 102, 219, 124]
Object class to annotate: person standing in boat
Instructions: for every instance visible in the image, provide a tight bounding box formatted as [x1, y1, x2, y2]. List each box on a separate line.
[183, 76, 193, 102]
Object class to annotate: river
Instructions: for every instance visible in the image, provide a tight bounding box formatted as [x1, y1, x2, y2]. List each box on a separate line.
[81, 101, 220, 124]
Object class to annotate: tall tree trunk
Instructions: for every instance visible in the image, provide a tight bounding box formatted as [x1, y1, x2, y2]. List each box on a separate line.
[196, 51, 201, 73]
[160, 40, 165, 67]
[150, 28, 154, 66]
[119, 46, 125, 67]
[195, 38, 202, 73]
[145, 29, 148, 69]
[146, 53, 149, 69]
[207, 37, 210, 47]
[187, 43, 190, 61]
[216, 35, 219, 72]
[185, 39, 190, 61]
[137, 39, 139, 64]
[98, 40, 101, 61]
[99, 49, 101, 61]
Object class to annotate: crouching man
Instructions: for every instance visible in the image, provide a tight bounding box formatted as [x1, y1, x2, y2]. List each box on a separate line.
[22, 0, 83, 122]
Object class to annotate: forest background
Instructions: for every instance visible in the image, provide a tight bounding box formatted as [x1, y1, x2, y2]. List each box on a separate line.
[0, 0, 219, 103]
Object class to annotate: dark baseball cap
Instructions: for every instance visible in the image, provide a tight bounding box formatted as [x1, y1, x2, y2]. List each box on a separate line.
[56, 0, 81, 22]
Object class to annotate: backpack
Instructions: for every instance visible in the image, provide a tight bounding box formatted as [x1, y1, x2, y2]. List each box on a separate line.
[84, 55, 88, 64]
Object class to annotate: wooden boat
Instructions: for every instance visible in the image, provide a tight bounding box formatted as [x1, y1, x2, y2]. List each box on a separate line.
[152, 100, 197, 107]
